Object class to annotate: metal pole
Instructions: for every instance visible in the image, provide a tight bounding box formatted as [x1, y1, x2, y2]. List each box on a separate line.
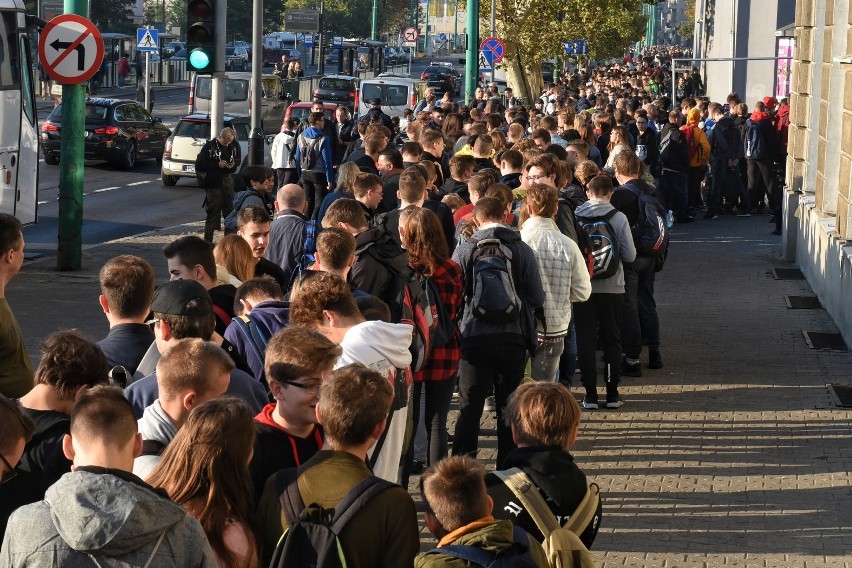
[249, 0, 263, 166]
[464, 0, 478, 104]
[424, 0, 430, 57]
[144, 51, 150, 111]
[371, 0, 378, 41]
[57, 0, 88, 270]
[318, 0, 325, 75]
[211, 0, 227, 139]
[490, 0, 495, 85]
[453, 0, 458, 51]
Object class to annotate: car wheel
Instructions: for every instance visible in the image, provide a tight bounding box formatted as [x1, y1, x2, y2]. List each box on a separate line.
[44, 152, 60, 165]
[119, 141, 137, 169]
[161, 173, 178, 186]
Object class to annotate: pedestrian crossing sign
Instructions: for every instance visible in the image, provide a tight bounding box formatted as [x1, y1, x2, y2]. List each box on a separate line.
[137, 28, 159, 52]
[478, 51, 490, 70]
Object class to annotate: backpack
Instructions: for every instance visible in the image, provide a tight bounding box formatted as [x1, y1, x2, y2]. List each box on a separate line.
[554, 197, 596, 278]
[271, 468, 396, 568]
[231, 314, 273, 382]
[287, 219, 317, 292]
[468, 237, 522, 324]
[493, 468, 598, 568]
[575, 210, 620, 280]
[224, 189, 266, 232]
[381, 262, 436, 372]
[299, 134, 323, 170]
[424, 525, 540, 568]
[744, 119, 766, 159]
[658, 127, 689, 171]
[622, 181, 670, 258]
[682, 124, 698, 160]
[422, 275, 456, 348]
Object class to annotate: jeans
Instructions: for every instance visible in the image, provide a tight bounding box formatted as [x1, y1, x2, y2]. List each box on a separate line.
[659, 169, 689, 219]
[203, 175, 234, 242]
[454, 344, 526, 467]
[574, 293, 624, 399]
[531, 336, 565, 381]
[301, 170, 328, 220]
[622, 255, 660, 360]
[558, 319, 578, 385]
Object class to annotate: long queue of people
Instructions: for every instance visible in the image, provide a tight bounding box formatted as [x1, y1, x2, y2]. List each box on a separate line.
[0, 51, 787, 566]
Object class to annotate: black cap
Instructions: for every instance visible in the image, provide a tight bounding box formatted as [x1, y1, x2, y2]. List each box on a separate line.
[150, 280, 212, 317]
[370, 98, 382, 105]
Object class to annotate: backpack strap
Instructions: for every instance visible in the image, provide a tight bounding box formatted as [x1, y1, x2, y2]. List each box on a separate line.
[427, 544, 495, 566]
[140, 439, 167, 457]
[232, 315, 271, 370]
[563, 482, 601, 535]
[212, 304, 232, 327]
[366, 372, 401, 469]
[276, 467, 305, 525]
[493, 468, 560, 535]
[329, 475, 396, 534]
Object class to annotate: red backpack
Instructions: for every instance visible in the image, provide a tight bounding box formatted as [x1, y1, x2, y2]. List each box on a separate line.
[682, 124, 698, 160]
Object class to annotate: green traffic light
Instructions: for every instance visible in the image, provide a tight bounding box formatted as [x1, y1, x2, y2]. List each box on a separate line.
[189, 49, 210, 70]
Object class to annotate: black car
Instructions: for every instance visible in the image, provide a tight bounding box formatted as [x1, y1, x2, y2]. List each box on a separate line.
[313, 75, 359, 108]
[420, 63, 460, 96]
[41, 99, 171, 169]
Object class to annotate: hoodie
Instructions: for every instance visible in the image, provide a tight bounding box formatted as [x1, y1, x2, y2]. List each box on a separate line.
[295, 126, 334, 182]
[573, 199, 636, 294]
[223, 300, 290, 383]
[682, 107, 711, 167]
[133, 399, 177, 479]
[351, 227, 410, 321]
[337, 320, 413, 484]
[1, 469, 215, 567]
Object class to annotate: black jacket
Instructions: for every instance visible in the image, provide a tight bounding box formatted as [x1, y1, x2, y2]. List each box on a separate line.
[485, 446, 602, 549]
[196, 138, 240, 188]
[442, 178, 469, 203]
[380, 172, 401, 214]
[351, 227, 409, 321]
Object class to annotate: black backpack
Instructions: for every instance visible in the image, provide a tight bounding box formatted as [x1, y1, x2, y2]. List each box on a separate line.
[554, 197, 595, 278]
[271, 469, 396, 568]
[575, 210, 620, 280]
[467, 237, 522, 324]
[659, 127, 689, 171]
[622, 181, 671, 258]
[299, 134, 323, 170]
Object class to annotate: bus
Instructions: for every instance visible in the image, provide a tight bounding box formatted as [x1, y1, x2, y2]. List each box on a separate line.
[0, 0, 38, 225]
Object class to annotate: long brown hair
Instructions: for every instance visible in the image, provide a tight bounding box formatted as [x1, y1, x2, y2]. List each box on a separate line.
[147, 398, 257, 568]
[214, 234, 254, 283]
[399, 206, 448, 277]
[607, 125, 633, 152]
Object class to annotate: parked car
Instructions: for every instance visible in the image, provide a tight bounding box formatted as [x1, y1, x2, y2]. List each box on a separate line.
[225, 46, 249, 71]
[160, 114, 271, 186]
[313, 75, 359, 108]
[324, 49, 340, 66]
[283, 101, 337, 124]
[384, 47, 400, 65]
[358, 75, 428, 118]
[234, 40, 252, 57]
[162, 41, 185, 58]
[41, 99, 171, 169]
[421, 62, 460, 95]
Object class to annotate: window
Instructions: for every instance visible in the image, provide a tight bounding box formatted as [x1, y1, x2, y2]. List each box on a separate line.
[19, 36, 33, 125]
[175, 120, 207, 139]
[385, 86, 407, 106]
[319, 78, 353, 91]
[229, 122, 251, 141]
[0, 11, 20, 88]
[362, 83, 382, 102]
[196, 77, 249, 102]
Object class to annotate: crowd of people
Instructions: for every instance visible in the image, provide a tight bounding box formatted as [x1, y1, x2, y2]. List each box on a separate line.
[0, 50, 790, 566]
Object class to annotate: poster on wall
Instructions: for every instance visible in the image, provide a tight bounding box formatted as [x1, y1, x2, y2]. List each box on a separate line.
[775, 38, 794, 99]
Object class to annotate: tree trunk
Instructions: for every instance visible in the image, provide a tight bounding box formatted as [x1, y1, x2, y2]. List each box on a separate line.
[503, 41, 543, 106]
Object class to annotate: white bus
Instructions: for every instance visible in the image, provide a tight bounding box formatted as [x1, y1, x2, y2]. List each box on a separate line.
[0, 0, 37, 225]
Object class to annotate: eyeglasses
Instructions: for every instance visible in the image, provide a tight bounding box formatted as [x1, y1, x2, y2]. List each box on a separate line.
[527, 174, 549, 182]
[280, 379, 322, 395]
[0, 451, 18, 484]
[145, 317, 161, 326]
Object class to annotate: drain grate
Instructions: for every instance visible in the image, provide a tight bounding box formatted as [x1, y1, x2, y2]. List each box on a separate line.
[773, 268, 805, 280]
[803, 331, 848, 351]
[827, 384, 852, 408]
[786, 296, 822, 309]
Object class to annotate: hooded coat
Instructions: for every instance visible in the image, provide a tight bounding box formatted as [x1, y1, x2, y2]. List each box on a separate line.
[294, 126, 334, 182]
[1, 469, 216, 567]
[415, 519, 548, 568]
[681, 108, 711, 167]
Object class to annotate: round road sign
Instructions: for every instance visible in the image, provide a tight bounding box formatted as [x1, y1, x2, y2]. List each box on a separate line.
[480, 36, 505, 65]
[38, 14, 104, 84]
[403, 26, 419, 43]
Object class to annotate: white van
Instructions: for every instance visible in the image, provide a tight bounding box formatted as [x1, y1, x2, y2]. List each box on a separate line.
[358, 74, 428, 118]
[189, 72, 288, 134]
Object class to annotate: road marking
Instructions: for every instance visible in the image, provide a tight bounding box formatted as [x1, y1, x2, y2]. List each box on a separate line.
[126, 181, 149, 186]
[93, 186, 119, 193]
[38, 200, 50, 205]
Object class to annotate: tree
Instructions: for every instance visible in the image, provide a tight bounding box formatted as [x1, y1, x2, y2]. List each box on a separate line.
[675, 0, 695, 44]
[493, 0, 648, 103]
[90, 0, 136, 33]
[285, 0, 411, 38]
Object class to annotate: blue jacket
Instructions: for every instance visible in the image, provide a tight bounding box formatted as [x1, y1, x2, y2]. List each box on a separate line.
[223, 301, 290, 383]
[451, 225, 545, 357]
[295, 126, 334, 182]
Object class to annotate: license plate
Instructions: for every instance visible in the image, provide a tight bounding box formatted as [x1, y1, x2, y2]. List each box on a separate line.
[182, 165, 195, 173]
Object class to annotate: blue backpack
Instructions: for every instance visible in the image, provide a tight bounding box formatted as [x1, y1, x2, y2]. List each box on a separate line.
[744, 119, 766, 160]
[286, 219, 317, 292]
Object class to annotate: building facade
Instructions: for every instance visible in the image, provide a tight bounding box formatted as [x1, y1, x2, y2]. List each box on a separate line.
[784, 0, 852, 344]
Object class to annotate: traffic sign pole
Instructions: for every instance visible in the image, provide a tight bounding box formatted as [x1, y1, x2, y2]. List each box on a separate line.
[465, 0, 478, 103]
[58, 2, 90, 271]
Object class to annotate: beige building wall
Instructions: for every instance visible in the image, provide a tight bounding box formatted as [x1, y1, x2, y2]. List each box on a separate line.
[787, 0, 852, 343]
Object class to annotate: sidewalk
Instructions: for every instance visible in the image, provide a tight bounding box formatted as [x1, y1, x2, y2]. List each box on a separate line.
[8, 213, 852, 567]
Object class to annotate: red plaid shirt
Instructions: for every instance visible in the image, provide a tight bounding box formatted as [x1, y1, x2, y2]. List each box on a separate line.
[414, 258, 463, 382]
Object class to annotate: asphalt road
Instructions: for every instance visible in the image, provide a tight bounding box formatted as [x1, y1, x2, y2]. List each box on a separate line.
[24, 56, 466, 259]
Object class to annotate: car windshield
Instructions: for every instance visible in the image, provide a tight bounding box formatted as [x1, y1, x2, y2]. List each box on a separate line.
[174, 120, 211, 139]
[226, 48, 235, 56]
[319, 78, 352, 90]
[48, 104, 108, 121]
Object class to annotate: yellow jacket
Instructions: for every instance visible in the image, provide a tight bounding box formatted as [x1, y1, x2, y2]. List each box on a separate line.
[681, 108, 711, 167]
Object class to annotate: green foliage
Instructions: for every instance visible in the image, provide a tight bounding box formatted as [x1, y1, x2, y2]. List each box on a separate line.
[284, 0, 410, 38]
[90, 0, 137, 33]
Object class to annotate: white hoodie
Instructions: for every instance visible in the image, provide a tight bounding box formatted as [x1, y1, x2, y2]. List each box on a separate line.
[336, 321, 413, 484]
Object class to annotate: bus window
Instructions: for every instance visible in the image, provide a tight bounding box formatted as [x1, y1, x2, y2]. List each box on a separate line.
[0, 12, 19, 87]
[19, 38, 32, 125]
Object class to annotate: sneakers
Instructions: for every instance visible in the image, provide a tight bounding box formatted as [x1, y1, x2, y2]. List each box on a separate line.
[605, 395, 624, 409]
[737, 212, 752, 217]
[581, 396, 599, 410]
[648, 350, 664, 369]
[483, 396, 496, 412]
[703, 213, 719, 220]
[622, 356, 643, 377]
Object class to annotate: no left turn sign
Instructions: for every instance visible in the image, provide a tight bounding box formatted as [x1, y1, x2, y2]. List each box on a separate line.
[38, 14, 104, 84]
[403, 26, 419, 43]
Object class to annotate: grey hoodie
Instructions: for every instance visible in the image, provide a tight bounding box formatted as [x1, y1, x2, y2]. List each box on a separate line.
[574, 199, 636, 294]
[133, 400, 177, 480]
[1, 469, 215, 567]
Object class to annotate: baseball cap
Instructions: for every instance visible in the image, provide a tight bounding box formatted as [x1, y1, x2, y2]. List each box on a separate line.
[151, 280, 212, 317]
[762, 96, 777, 111]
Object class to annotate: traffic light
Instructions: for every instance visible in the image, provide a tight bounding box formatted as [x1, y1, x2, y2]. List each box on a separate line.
[186, 0, 217, 73]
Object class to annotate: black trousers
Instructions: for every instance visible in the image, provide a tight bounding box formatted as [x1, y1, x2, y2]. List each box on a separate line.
[574, 293, 624, 398]
[301, 170, 328, 219]
[747, 158, 775, 211]
[203, 175, 234, 242]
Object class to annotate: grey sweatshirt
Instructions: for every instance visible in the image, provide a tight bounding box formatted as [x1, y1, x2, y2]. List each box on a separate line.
[574, 199, 636, 294]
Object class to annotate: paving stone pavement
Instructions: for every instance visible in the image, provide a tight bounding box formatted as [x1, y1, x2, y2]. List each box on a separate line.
[9, 213, 852, 567]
